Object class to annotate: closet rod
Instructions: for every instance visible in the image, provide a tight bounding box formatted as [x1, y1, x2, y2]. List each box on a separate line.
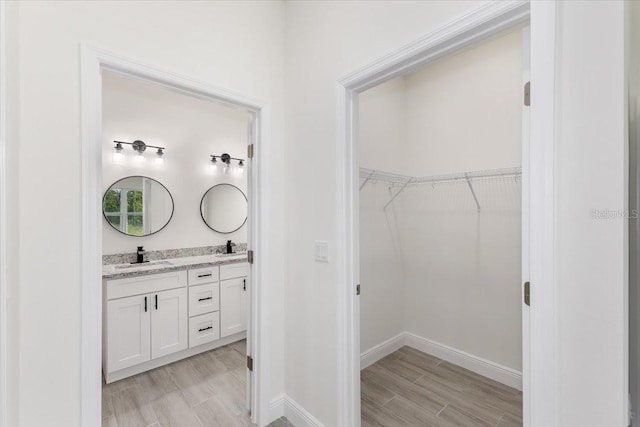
[360, 166, 521, 211]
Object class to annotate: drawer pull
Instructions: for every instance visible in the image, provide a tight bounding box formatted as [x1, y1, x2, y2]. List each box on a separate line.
[198, 326, 213, 332]
[197, 273, 213, 278]
[144, 296, 147, 312]
[198, 296, 213, 302]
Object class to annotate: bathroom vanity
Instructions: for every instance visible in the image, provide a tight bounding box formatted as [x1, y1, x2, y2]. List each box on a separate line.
[102, 254, 248, 383]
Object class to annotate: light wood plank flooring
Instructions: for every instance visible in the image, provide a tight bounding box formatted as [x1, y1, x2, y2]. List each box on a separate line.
[102, 340, 291, 427]
[361, 346, 522, 427]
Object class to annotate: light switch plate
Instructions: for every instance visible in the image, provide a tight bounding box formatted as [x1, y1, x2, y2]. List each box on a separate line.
[314, 240, 329, 263]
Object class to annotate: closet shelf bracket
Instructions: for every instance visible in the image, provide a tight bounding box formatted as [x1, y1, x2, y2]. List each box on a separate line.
[359, 169, 376, 191]
[464, 173, 481, 212]
[383, 177, 414, 210]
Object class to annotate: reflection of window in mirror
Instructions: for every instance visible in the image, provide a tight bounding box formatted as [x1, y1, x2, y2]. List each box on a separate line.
[103, 176, 174, 237]
[104, 187, 144, 235]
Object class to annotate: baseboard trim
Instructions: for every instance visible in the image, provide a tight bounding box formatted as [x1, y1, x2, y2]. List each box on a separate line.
[283, 395, 325, 427]
[404, 332, 522, 391]
[360, 331, 522, 391]
[360, 332, 405, 369]
[268, 393, 285, 424]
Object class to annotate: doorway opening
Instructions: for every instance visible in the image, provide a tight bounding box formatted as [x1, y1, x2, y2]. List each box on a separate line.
[80, 46, 269, 427]
[100, 71, 253, 425]
[358, 26, 526, 426]
[332, 2, 557, 426]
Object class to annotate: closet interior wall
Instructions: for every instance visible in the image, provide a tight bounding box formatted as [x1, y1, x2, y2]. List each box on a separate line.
[359, 28, 524, 374]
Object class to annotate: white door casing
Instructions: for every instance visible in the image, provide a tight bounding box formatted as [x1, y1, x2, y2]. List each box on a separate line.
[334, 2, 552, 426]
[521, 24, 531, 427]
[81, 45, 270, 426]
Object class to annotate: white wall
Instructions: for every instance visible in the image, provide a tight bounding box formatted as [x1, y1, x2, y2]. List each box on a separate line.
[102, 73, 248, 254]
[404, 29, 523, 175]
[358, 79, 407, 353]
[359, 28, 523, 371]
[6, 2, 286, 426]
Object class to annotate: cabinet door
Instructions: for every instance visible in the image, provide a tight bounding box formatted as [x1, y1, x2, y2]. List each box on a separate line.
[107, 294, 151, 372]
[151, 288, 188, 359]
[220, 277, 247, 337]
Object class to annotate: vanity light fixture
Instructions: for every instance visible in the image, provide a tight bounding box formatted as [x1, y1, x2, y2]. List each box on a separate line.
[113, 140, 166, 163]
[210, 153, 245, 173]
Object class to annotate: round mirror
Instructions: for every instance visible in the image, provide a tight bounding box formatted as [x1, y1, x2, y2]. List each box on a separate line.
[200, 184, 248, 233]
[103, 176, 174, 237]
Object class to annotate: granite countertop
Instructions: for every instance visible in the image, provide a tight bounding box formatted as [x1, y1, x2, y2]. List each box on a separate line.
[102, 252, 248, 280]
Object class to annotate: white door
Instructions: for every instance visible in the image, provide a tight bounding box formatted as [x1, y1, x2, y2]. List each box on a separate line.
[220, 277, 247, 337]
[151, 288, 188, 359]
[107, 294, 151, 372]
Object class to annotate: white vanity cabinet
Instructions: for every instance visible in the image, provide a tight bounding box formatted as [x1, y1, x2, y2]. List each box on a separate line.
[104, 271, 188, 374]
[219, 263, 249, 337]
[103, 260, 248, 383]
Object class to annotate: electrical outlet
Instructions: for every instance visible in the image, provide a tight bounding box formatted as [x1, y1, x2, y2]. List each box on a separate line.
[314, 240, 329, 263]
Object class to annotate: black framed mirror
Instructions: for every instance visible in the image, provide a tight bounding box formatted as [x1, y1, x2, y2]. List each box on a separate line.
[200, 183, 248, 233]
[102, 176, 174, 237]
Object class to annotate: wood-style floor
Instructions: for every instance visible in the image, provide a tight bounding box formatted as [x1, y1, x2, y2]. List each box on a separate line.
[361, 346, 522, 427]
[102, 339, 291, 427]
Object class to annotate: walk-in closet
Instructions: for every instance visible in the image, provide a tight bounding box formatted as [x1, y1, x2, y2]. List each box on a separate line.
[358, 27, 525, 426]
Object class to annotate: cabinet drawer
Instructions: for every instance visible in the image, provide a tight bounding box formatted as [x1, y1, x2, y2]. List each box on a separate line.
[188, 283, 219, 317]
[106, 270, 187, 300]
[188, 266, 219, 286]
[220, 262, 249, 280]
[189, 312, 220, 348]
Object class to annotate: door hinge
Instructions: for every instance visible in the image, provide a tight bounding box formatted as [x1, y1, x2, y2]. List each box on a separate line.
[247, 250, 254, 264]
[356, 284, 360, 295]
[247, 355, 253, 371]
[524, 81, 531, 106]
[524, 281, 530, 306]
[248, 144, 254, 159]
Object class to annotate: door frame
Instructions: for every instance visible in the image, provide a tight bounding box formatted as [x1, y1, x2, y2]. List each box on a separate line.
[80, 44, 270, 426]
[335, 1, 556, 426]
[0, 2, 7, 427]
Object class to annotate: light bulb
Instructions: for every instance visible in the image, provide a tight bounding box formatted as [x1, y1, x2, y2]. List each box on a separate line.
[113, 151, 124, 163]
[113, 142, 125, 163]
[155, 148, 164, 165]
[237, 160, 245, 174]
[134, 152, 145, 162]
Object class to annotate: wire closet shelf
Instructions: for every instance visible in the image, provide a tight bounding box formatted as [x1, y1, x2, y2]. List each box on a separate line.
[359, 166, 522, 211]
